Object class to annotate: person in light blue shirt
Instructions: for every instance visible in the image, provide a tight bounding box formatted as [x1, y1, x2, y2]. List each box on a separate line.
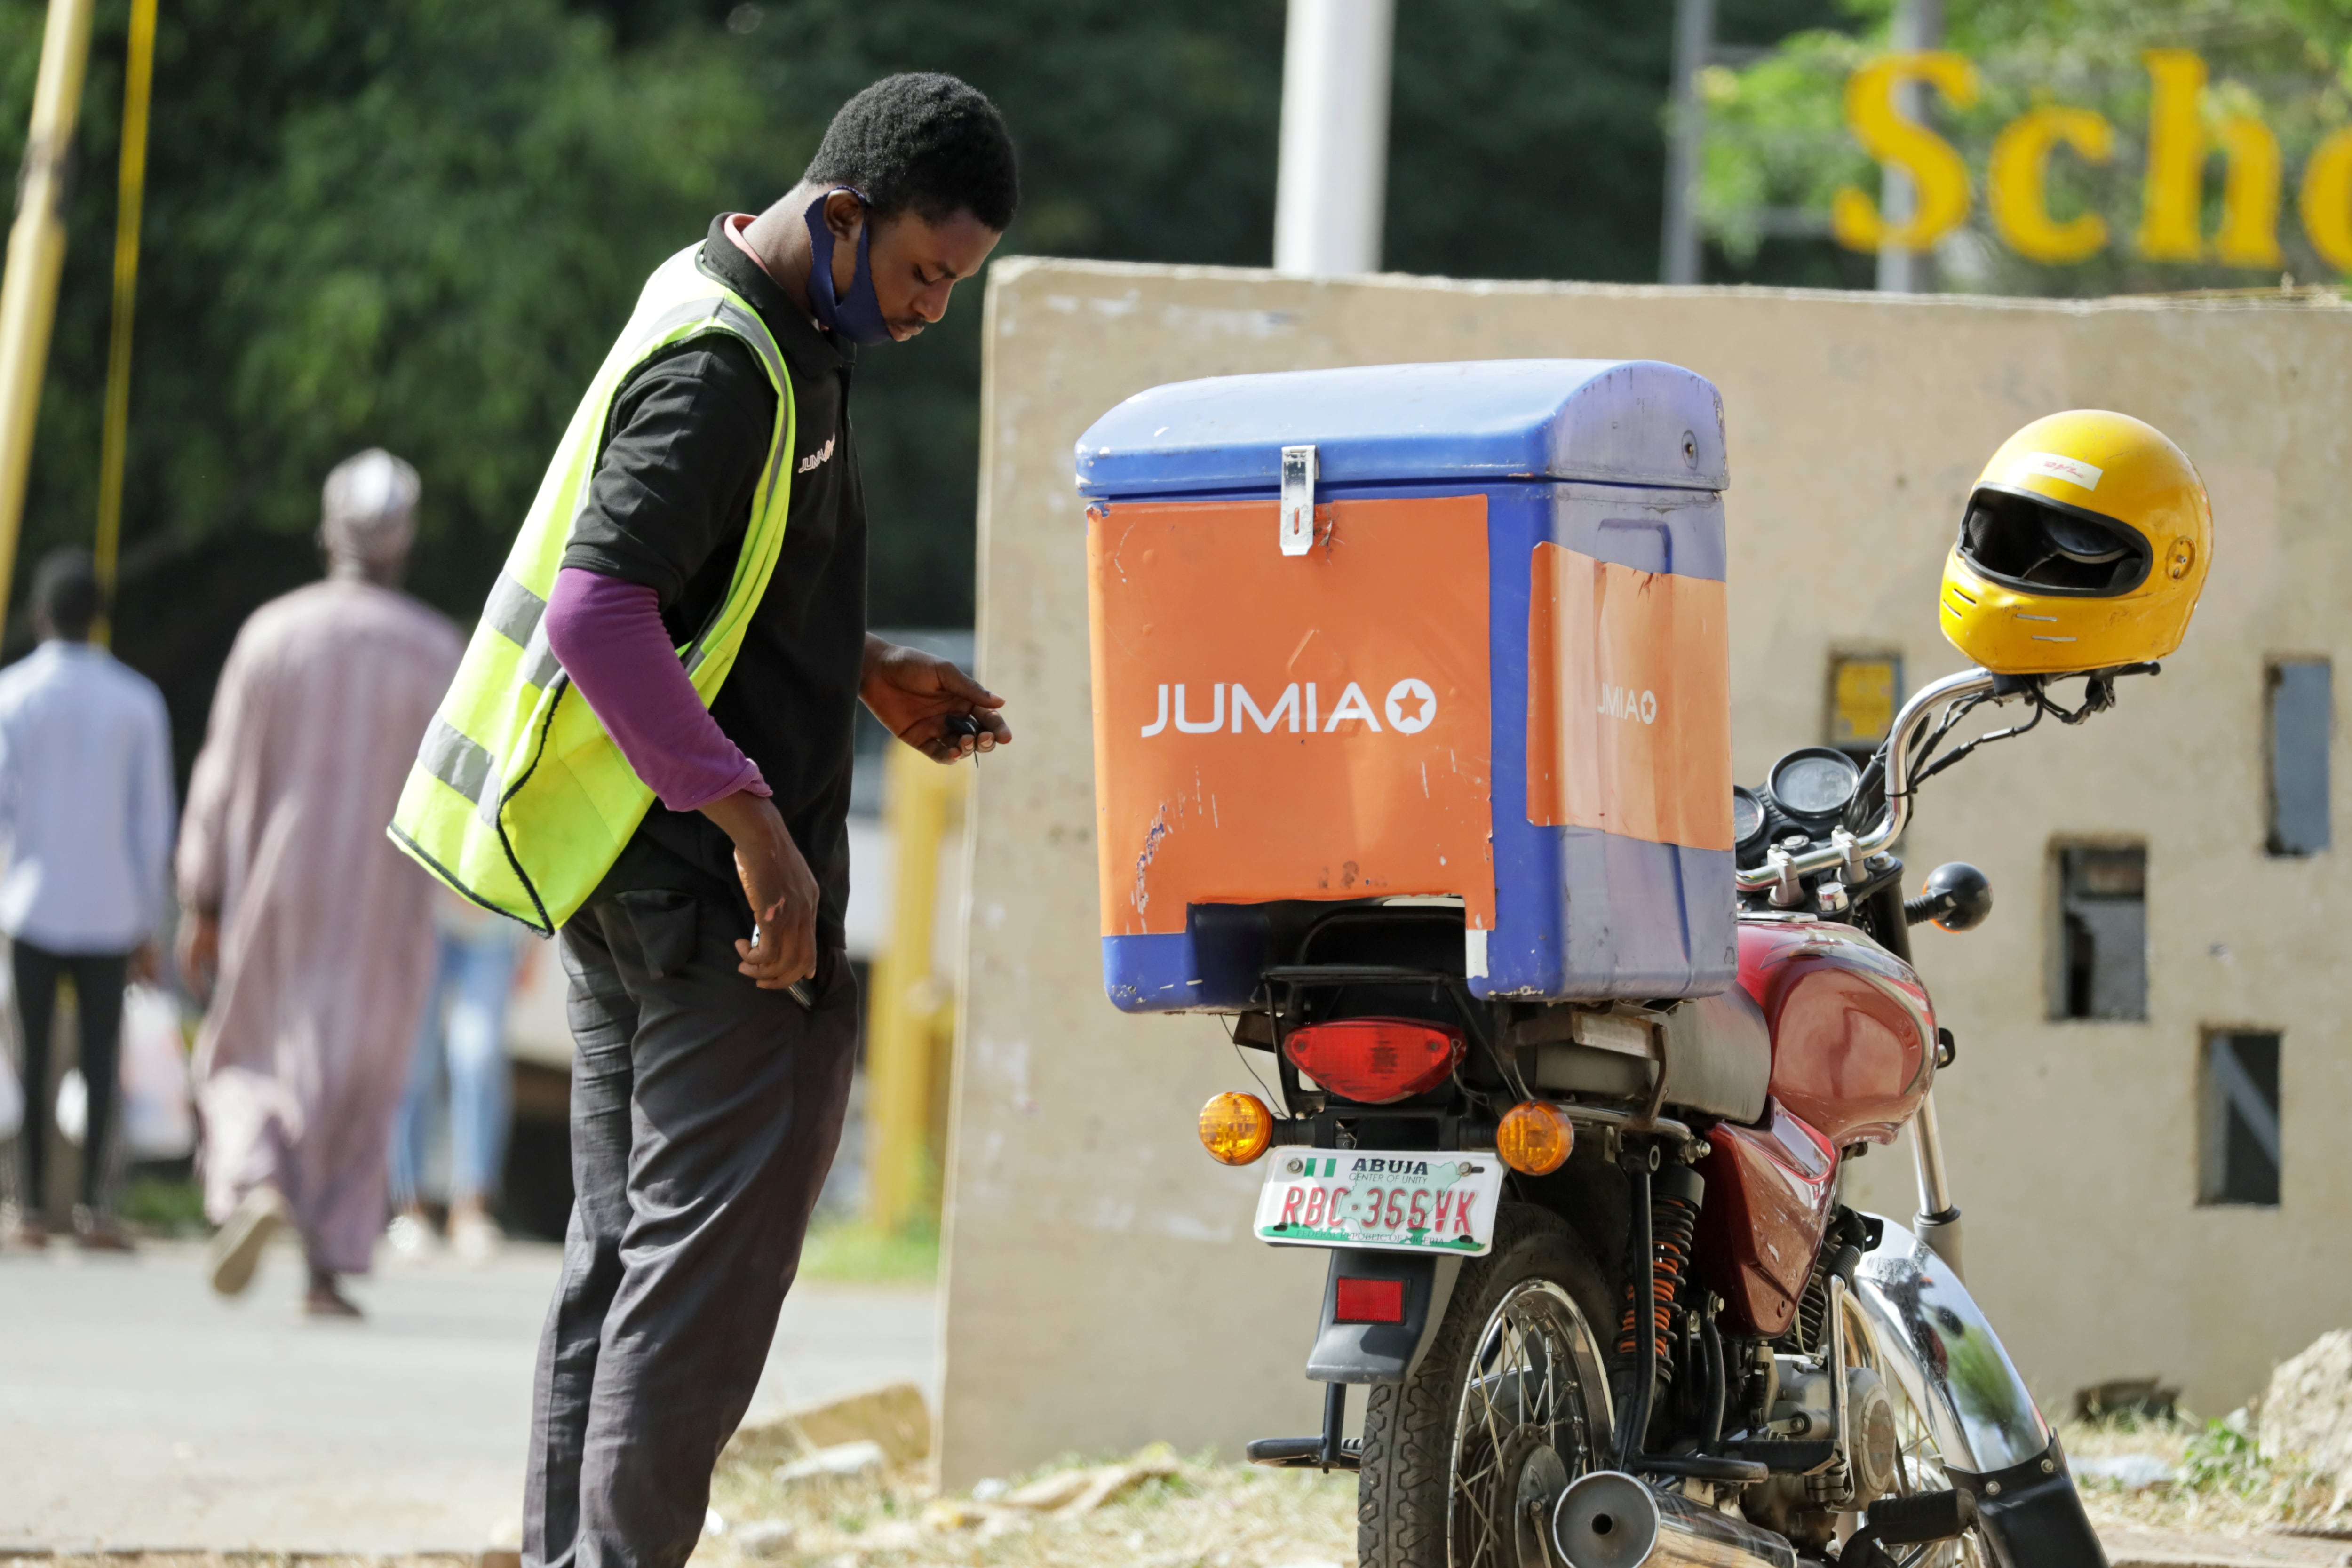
[0, 549, 175, 1250]
[386, 889, 524, 1263]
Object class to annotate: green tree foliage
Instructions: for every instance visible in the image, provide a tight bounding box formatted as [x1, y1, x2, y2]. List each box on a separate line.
[1386, 0, 1676, 283]
[3, 0, 777, 764]
[0, 0, 1836, 772]
[695, 0, 1290, 645]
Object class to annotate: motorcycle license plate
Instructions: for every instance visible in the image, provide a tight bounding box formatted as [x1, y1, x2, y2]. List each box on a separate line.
[1254, 1152, 1505, 1256]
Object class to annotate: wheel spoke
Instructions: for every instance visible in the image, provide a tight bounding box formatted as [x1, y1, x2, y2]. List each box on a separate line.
[1443, 1280, 1605, 1568]
[1454, 1485, 1504, 1553]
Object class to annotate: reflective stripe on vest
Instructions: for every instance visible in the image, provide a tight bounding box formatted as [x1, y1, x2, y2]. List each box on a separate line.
[386, 243, 798, 934]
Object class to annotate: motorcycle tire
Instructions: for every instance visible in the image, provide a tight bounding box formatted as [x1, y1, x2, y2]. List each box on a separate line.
[1357, 1201, 1621, 1568]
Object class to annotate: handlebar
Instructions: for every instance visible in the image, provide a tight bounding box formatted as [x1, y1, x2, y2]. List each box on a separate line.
[1735, 668, 1998, 895]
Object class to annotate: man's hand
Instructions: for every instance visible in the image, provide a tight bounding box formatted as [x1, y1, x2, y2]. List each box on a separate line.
[861, 636, 1011, 762]
[700, 789, 819, 990]
[176, 912, 219, 1004]
[130, 940, 159, 987]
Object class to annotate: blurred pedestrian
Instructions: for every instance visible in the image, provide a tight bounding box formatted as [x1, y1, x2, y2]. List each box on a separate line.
[386, 887, 524, 1262]
[177, 450, 462, 1316]
[385, 75, 1015, 1565]
[0, 549, 174, 1250]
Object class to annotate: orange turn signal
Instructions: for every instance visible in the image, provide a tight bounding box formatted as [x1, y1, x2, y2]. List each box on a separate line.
[1199, 1091, 1275, 1166]
[1497, 1101, 1574, 1176]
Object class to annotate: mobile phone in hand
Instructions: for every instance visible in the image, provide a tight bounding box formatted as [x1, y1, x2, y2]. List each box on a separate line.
[752, 921, 817, 1009]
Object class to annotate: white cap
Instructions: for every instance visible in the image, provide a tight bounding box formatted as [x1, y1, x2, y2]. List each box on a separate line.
[319, 448, 421, 568]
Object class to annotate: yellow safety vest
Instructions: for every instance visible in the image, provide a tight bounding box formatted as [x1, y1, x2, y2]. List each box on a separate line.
[388, 242, 798, 934]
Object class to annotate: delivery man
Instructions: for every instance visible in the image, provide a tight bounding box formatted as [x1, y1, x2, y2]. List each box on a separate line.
[388, 73, 1016, 1566]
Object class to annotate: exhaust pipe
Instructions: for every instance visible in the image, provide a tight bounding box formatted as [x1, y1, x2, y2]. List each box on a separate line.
[1552, 1471, 1796, 1568]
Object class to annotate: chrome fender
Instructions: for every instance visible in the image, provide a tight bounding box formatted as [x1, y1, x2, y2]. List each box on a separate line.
[1854, 1218, 2107, 1568]
[1852, 1215, 2049, 1471]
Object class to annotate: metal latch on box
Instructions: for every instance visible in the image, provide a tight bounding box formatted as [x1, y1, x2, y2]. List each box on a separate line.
[1280, 444, 1316, 556]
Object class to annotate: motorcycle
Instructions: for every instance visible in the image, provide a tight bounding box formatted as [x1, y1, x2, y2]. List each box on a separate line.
[1196, 660, 2150, 1568]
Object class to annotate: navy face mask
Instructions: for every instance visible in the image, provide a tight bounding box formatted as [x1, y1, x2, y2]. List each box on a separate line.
[803, 185, 892, 346]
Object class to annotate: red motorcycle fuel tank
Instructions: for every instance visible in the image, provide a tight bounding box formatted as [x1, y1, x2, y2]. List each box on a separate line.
[1697, 917, 1938, 1336]
[1740, 917, 1936, 1147]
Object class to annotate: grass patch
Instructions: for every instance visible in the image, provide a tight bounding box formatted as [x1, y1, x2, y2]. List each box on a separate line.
[2064, 1411, 2344, 1537]
[796, 1218, 940, 1285]
[116, 1173, 209, 1236]
[2179, 1419, 2269, 1496]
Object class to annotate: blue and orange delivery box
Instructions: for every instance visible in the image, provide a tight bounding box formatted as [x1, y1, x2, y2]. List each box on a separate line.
[1075, 360, 1737, 1012]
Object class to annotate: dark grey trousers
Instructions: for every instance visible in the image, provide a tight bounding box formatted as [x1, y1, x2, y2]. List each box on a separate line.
[11, 940, 128, 1216]
[523, 870, 858, 1568]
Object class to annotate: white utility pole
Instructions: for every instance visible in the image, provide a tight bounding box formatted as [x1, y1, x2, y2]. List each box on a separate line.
[1660, 0, 1715, 284]
[1273, 0, 1396, 276]
[1876, 0, 1943, 293]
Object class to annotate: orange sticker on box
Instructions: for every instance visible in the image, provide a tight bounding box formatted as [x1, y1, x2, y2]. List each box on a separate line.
[1526, 541, 1732, 850]
[1089, 496, 1494, 938]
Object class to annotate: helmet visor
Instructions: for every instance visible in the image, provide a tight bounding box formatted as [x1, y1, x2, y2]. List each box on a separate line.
[1960, 486, 2152, 597]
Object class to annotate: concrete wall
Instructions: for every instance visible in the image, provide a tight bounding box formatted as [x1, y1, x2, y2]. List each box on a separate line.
[939, 257, 2352, 1485]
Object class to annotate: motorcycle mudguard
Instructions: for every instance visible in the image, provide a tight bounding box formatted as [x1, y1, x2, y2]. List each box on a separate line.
[1955, 1441, 2110, 1568]
[1855, 1218, 2109, 1568]
[1304, 1250, 1463, 1384]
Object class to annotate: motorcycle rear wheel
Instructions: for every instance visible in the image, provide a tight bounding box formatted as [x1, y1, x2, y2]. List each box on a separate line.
[1356, 1202, 1618, 1568]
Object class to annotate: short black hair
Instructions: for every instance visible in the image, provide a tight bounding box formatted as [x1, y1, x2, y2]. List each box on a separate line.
[32, 547, 100, 640]
[804, 73, 1019, 232]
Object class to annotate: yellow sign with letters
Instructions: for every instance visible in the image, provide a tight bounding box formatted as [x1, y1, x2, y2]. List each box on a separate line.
[1840, 48, 2352, 273]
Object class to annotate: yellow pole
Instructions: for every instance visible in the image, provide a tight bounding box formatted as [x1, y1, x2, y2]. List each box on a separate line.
[864, 744, 967, 1234]
[0, 0, 98, 631]
[92, 0, 158, 644]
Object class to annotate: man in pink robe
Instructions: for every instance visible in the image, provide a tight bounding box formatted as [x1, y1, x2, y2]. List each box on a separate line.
[177, 449, 465, 1316]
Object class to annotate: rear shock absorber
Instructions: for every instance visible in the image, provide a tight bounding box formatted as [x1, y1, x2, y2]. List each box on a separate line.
[1614, 1161, 1705, 1457]
[1619, 1163, 1705, 1377]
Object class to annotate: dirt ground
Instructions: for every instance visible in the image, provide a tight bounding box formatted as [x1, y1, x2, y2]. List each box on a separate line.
[0, 1459, 1358, 1568]
[1, 1560, 481, 1568]
[19, 1417, 2351, 1568]
[686, 1426, 2352, 1568]
[698, 1446, 1356, 1568]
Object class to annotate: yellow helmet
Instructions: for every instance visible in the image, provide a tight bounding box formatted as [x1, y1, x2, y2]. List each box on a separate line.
[1939, 410, 2212, 676]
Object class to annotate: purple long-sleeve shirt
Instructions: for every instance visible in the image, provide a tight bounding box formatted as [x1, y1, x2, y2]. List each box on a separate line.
[541, 566, 767, 811]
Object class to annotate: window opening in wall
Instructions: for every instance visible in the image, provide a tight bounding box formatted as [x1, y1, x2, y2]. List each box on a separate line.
[2054, 844, 2146, 1020]
[2267, 659, 2331, 857]
[2199, 1031, 2281, 1207]
[1828, 653, 1903, 758]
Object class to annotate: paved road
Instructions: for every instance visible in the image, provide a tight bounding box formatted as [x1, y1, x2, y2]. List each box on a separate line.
[0, 1237, 936, 1552]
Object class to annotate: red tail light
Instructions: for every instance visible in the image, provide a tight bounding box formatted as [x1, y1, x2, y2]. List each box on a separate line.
[1282, 1018, 1463, 1104]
